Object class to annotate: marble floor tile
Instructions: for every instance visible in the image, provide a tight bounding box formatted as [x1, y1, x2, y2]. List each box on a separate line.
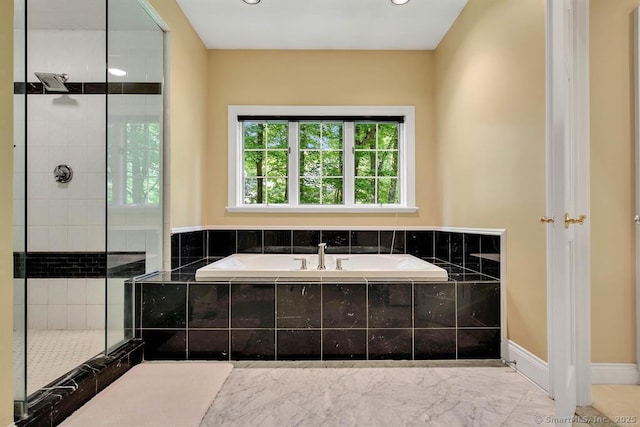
[200, 367, 555, 427]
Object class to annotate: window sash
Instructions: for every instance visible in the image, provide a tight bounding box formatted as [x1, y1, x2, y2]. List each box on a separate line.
[241, 119, 402, 207]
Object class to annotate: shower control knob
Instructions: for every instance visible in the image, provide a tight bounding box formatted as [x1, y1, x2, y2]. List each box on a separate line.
[54, 164, 73, 183]
[635, 215, 640, 224]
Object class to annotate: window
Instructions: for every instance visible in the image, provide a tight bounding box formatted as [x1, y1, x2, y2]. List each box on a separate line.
[242, 121, 289, 204]
[354, 122, 399, 204]
[228, 106, 416, 213]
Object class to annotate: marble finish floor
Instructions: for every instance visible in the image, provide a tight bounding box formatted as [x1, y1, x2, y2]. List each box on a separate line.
[201, 366, 555, 426]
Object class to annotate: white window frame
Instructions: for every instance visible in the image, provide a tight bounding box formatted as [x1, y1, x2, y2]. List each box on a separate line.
[227, 105, 417, 213]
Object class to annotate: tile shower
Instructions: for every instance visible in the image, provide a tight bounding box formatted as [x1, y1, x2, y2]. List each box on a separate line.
[136, 228, 502, 361]
[13, 0, 165, 424]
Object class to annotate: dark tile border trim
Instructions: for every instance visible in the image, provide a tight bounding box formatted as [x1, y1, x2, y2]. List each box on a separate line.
[23, 252, 106, 278]
[14, 82, 162, 95]
[14, 251, 148, 279]
[14, 339, 144, 427]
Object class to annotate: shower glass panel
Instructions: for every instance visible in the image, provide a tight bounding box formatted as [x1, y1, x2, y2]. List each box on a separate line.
[21, 0, 108, 397]
[106, 0, 164, 351]
[13, 0, 164, 415]
[13, 0, 26, 408]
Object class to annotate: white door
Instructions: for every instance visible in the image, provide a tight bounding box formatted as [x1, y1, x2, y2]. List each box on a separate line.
[634, 8, 640, 372]
[544, 0, 591, 421]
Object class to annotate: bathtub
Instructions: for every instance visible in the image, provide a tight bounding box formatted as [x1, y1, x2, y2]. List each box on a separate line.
[194, 253, 448, 281]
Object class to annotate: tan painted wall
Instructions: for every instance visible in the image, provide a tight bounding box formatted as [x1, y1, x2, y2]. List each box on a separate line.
[0, 0, 13, 423]
[590, 0, 637, 363]
[435, 0, 547, 359]
[205, 50, 437, 227]
[148, 0, 208, 228]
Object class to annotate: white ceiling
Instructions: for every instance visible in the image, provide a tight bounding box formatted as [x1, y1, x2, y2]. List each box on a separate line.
[176, 0, 468, 50]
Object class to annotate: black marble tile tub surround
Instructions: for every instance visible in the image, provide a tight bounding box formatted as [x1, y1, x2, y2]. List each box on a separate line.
[189, 284, 230, 328]
[322, 230, 349, 254]
[179, 231, 205, 267]
[207, 230, 236, 257]
[237, 230, 262, 253]
[14, 340, 143, 427]
[277, 283, 321, 328]
[138, 278, 501, 361]
[264, 230, 292, 253]
[173, 228, 501, 278]
[141, 284, 187, 329]
[323, 329, 367, 360]
[380, 230, 405, 254]
[293, 230, 321, 254]
[350, 230, 378, 254]
[158, 228, 503, 360]
[368, 283, 412, 328]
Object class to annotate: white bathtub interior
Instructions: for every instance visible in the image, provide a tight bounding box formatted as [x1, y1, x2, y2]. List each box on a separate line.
[195, 253, 448, 280]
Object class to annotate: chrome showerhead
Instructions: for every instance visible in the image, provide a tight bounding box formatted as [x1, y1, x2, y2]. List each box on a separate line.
[34, 72, 69, 92]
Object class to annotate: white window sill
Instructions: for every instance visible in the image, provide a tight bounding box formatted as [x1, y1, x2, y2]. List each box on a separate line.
[226, 205, 419, 214]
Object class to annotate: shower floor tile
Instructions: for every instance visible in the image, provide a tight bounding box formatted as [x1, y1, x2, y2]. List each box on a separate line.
[14, 330, 123, 396]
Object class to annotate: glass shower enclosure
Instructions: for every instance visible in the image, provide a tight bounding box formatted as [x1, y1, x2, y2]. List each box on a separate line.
[12, 0, 165, 415]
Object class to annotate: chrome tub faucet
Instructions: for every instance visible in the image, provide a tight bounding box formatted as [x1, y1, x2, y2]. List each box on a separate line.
[317, 243, 327, 270]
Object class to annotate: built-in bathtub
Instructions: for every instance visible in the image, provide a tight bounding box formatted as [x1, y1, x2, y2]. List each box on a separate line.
[195, 253, 448, 280]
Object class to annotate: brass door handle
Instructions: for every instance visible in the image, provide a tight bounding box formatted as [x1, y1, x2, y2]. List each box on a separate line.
[540, 216, 555, 224]
[564, 213, 586, 229]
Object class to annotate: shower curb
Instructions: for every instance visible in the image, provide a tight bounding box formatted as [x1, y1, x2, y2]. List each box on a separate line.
[14, 339, 144, 427]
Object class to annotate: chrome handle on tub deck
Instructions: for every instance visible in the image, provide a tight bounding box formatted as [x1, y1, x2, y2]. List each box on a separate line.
[293, 257, 308, 270]
[336, 258, 350, 271]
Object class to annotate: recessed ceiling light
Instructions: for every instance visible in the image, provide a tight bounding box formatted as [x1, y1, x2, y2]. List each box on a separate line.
[391, 0, 410, 4]
[108, 68, 127, 77]
[242, 0, 261, 4]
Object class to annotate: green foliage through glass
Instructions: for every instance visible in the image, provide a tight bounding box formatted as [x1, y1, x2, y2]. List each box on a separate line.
[354, 122, 399, 204]
[240, 118, 401, 206]
[299, 122, 343, 204]
[243, 121, 289, 204]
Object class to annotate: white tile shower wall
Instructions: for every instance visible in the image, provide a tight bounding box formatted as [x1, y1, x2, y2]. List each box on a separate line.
[26, 93, 106, 252]
[107, 278, 126, 333]
[107, 31, 164, 83]
[14, 94, 26, 253]
[27, 30, 106, 83]
[14, 279, 25, 332]
[24, 29, 161, 254]
[26, 279, 109, 331]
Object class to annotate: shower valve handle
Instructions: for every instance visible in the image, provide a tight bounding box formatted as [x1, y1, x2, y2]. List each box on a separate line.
[53, 164, 73, 183]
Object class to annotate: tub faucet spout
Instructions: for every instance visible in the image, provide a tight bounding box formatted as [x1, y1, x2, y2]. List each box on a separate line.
[317, 243, 327, 270]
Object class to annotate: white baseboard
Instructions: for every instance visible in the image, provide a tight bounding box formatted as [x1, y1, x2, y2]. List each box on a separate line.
[506, 340, 549, 392]
[591, 363, 640, 385]
[506, 342, 640, 389]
